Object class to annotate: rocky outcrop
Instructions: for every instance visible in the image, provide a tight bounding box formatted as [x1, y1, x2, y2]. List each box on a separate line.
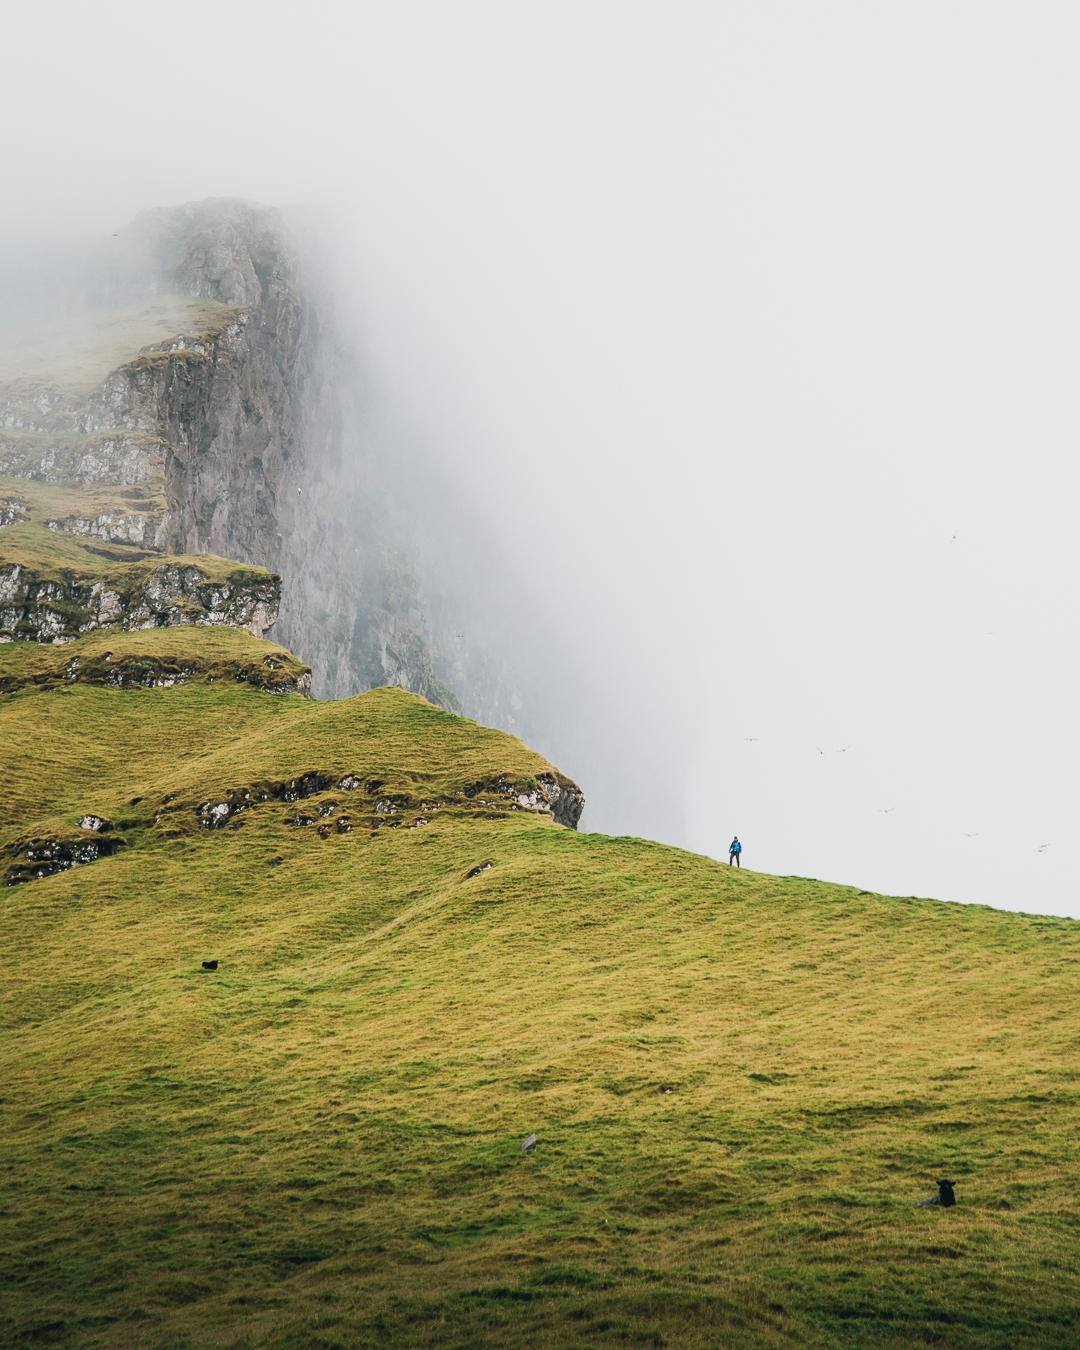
[0, 496, 28, 527]
[181, 766, 583, 836]
[44, 507, 168, 549]
[5, 833, 124, 886]
[463, 773, 585, 829]
[56, 649, 309, 694]
[0, 431, 167, 486]
[0, 385, 80, 435]
[534, 773, 586, 830]
[0, 559, 279, 643]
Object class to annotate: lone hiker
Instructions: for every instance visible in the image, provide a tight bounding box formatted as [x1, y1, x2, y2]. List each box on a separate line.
[729, 836, 742, 867]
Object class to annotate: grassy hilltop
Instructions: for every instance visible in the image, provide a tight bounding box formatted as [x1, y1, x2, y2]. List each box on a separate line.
[1, 628, 1078, 1347]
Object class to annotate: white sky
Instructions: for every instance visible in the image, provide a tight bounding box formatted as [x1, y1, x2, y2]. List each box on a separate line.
[3, 2, 1078, 916]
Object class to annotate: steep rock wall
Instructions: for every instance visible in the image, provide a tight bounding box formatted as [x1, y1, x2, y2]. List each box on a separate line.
[0, 200, 541, 753]
[0, 200, 443, 692]
[113, 200, 454, 706]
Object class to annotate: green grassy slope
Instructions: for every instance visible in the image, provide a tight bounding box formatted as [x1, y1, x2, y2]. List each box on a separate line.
[0, 520, 272, 587]
[0, 473, 166, 534]
[1, 633, 1077, 1347]
[0, 626, 309, 696]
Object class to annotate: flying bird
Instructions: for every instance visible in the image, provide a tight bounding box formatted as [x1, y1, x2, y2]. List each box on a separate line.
[878, 808, 895, 814]
[1035, 843, 1050, 853]
[744, 737, 760, 743]
[961, 832, 979, 839]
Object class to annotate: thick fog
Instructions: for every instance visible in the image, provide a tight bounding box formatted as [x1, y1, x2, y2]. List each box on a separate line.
[4, 2, 1078, 917]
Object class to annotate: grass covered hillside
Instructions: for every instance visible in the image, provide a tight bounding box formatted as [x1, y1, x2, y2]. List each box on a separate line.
[1, 628, 1078, 1347]
[0, 626, 310, 696]
[0, 519, 269, 589]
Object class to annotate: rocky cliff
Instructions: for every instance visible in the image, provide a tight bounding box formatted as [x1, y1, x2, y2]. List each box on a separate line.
[127, 200, 456, 709]
[0, 473, 280, 644]
[0, 199, 456, 704]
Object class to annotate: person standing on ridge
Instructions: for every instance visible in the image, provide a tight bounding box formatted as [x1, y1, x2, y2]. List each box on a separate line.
[729, 836, 742, 867]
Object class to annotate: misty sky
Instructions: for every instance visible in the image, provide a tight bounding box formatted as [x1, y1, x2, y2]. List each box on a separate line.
[4, 2, 1078, 918]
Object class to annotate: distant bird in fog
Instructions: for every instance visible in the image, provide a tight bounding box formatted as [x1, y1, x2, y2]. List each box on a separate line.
[961, 832, 979, 839]
[1035, 843, 1050, 853]
[878, 807, 894, 814]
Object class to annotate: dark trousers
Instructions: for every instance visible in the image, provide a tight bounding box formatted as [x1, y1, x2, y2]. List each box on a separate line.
[729, 852, 740, 867]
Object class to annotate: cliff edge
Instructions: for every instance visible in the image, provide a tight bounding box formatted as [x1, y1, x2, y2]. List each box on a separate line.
[0, 199, 451, 702]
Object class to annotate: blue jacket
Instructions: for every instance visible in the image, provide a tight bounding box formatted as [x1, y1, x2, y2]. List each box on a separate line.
[730, 840, 742, 854]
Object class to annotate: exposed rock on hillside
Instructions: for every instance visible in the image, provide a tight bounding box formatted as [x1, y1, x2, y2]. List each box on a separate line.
[0, 430, 167, 488]
[185, 764, 584, 836]
[44, 504, 166, 548]
[0, 545, 278, 643]
[463, 773, 585, 829]
[0, 476, 167, 548]
[5, 832, 123, 886]
[0, 495, 28, 527]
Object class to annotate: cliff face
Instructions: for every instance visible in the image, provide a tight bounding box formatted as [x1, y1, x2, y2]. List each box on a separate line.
[0, 199, 454, 701]
[123, 201, 453, 705]
[128, 202, 306, 564]
[0, 197, 560, 790]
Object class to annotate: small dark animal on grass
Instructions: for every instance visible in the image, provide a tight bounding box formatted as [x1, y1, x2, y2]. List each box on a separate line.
[201, 960, 219, 971]
[520, 1133, 537, 1153]
[917, 1179, 956, 1208]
